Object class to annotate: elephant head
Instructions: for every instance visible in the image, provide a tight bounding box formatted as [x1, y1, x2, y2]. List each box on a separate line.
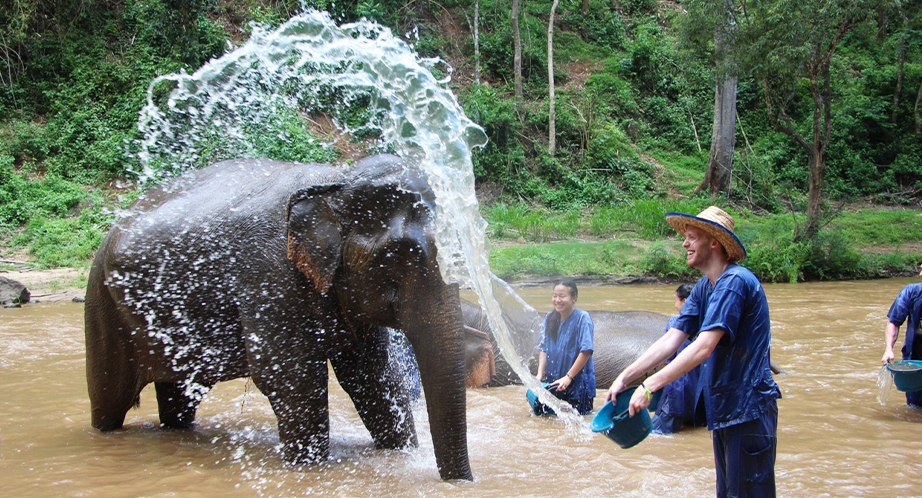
[284, 154, 472, 481]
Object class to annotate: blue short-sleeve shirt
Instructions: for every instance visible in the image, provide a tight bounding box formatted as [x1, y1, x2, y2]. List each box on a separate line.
[539, 308, 596, 412]
[673, 264, 781, 430]
[888, 283, 922, 359]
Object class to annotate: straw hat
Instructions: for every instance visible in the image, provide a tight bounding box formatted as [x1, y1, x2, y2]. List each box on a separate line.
[665, 206, 746, 263]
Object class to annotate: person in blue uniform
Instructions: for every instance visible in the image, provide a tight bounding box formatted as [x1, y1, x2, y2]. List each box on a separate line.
[881, 263, 922, 408]
[536, 280, 596, 415]
[651, 283, 703, 434]
[606, 206, 781, 497]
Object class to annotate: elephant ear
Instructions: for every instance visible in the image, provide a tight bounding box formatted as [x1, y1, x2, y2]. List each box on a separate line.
[286, 184, 344, 294]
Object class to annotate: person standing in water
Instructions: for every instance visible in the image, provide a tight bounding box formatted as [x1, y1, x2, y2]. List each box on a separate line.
[606, 206, 780, 497]
[881, 263, 922, 408]
[536, 280, 596, 415]
[651, 283, 704, 434]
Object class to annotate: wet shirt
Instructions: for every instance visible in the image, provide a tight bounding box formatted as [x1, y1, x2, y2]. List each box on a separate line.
[887, 283, 922, 359]
[673, 264, 781, 430]
[539, 308, 596, 412]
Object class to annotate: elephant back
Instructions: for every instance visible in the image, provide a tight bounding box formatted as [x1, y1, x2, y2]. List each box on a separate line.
[591, 310, 669, 388]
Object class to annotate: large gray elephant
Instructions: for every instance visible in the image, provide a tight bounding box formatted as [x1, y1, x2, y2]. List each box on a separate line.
[84, 154, 472, 481]
[460, 298, 665, 388]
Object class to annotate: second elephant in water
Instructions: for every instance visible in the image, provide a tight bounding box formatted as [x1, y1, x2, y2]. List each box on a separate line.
[460, 298, 666, 388]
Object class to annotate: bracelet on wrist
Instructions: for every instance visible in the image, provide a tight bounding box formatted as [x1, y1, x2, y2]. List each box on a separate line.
[565, 373, 573, 381]
[640, 382, 653, 402]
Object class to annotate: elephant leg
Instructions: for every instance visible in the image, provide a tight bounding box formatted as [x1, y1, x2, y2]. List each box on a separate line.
[257, 358, 331, 465]
[330, 326, 417, 451]
[84, 277, 143, 432]
[155, 381, 211, 429]
[243, 313, 330, 464]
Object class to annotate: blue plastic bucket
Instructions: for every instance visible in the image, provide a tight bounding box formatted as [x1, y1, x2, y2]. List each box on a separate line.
[590, 386, 652, 449]
[525, 382, 557, 416]
[887, 360, 922, 392]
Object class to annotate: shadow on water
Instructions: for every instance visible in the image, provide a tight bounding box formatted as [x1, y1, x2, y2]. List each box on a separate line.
[3, 279, 922, 496]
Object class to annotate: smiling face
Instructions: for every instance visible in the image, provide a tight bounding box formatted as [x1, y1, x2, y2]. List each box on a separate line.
[552, 284, 577, 319]
[682, 225, 721, 271]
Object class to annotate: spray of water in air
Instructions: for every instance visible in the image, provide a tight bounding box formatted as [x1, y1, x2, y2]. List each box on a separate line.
[135, 10, 587, 430]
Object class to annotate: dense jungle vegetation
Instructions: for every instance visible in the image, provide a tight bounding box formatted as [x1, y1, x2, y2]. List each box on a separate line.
[1, 0, 921, 283]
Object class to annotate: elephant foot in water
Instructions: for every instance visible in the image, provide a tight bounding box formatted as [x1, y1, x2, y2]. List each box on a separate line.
[155, 381, 210, 430]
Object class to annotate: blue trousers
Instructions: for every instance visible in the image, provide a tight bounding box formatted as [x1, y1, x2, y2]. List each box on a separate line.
[712, 402, 778, 498]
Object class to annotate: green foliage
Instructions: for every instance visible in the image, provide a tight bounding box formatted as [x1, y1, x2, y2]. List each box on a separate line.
[636, 242, 700, 279]
[489, 244, 563, 278]
[0, 168, 87, 230]
[11, 207, 111, 268]
[463, 85, 525, 183]
[742, 223, 810, 283]
[588, 198, 711, 239]
[568, 0, 627, 51]
[1, 0, 921, 274]
[484, 203, 579, 242]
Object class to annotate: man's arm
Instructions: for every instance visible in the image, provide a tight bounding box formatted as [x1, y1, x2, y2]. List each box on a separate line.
[626, 328, 725, 416]
[882, 322, 900, 364]
[605, 327, 688, 402]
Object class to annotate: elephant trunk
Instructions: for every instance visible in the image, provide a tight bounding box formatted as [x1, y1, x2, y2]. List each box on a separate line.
[403, 282, 472, 481]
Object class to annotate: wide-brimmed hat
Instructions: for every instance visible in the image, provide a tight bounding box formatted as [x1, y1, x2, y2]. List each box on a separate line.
[665, 206, 746, 263]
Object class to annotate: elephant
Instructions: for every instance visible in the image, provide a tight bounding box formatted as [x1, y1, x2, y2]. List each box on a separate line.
[84, 154, 472, 481]
[459, 297, 665, 388]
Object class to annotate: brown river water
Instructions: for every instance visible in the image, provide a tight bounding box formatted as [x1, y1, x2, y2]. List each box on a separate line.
[2, 278, 921, 497]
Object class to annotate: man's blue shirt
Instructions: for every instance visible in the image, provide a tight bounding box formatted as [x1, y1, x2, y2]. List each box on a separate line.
[673, 264, 781, 430]
[888, 283, 922, 359]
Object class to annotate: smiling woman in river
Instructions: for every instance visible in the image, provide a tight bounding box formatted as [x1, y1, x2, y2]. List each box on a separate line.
[535, 280, 596, 415]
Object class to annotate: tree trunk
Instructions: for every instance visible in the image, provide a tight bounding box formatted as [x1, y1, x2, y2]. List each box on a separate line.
[474, 0, 480, 85]
[547, 0, 559, 156]
[512, 0, 523, 100]
[802, 58, 832, 241]
[891, 5, 909, 123]
[697, 74, 738, 196]
[696, 6, 738, 197]
[892, 34, 907, 123]
[582, 0, 590, 15]
[914, 78, 922, 134]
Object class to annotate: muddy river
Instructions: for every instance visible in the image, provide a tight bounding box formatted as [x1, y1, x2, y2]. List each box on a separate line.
[1, 278, 920, 496]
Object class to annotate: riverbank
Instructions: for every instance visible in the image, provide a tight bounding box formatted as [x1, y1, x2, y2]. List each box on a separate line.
[1, 267, 669, 305]
[2, 267, 88, 303]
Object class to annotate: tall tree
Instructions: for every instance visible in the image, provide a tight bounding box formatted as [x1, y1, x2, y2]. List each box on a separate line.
[548, 0, 559, 155]
[512, 0, 523, 100]
[696, 1, 739, 196]
[738, 0, 876, 240]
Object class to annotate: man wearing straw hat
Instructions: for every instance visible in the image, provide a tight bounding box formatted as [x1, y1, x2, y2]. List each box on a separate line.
[606, 206, 781, 498]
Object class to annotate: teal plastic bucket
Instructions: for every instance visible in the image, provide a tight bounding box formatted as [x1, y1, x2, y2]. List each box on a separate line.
[525, 382, 557, 416]
[590, 386, 652, 449]
[887, 360, 922, 392]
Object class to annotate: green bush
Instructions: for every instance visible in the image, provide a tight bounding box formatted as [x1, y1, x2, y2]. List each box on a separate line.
[637, 241, 699, 279]
[0, 169, 88, 230]
[12, 207, 112, 268]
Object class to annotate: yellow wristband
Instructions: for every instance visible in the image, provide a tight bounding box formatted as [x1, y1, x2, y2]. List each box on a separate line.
[640, 382, 653, 402]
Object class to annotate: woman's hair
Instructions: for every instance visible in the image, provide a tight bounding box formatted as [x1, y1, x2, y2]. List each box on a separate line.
[546, 280, 578, 341]
[557, 279, 578, 299]
[675, 283, 694, 300]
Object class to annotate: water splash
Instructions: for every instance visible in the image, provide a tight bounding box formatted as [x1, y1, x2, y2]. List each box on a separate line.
[877, 365, 893, 405]
[136, 9, 584, 429]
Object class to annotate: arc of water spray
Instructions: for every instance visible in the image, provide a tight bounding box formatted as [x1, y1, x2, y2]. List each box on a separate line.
[135, 10, 588, 431]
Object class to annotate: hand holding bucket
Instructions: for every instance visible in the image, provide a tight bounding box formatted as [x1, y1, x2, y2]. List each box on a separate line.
[591, 385, 660, 449]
